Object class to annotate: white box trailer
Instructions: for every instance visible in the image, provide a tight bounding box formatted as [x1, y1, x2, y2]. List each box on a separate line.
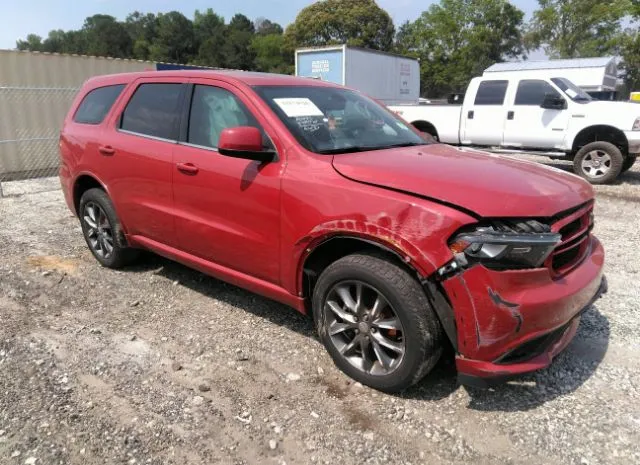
[295, 45, 420, 105]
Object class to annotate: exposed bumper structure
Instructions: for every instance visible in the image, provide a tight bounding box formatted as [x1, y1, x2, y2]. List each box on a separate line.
[441, 235, 606, 387]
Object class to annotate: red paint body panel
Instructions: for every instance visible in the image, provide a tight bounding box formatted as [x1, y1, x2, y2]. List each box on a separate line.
[332, 145, 594, 217]
[59, 70, 606, 384]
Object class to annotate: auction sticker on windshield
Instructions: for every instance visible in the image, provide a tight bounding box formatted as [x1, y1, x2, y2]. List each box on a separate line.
[274, 98, 324, 117]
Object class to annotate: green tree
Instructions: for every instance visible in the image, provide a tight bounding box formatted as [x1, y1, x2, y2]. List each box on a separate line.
[222, 14, 256, 70]
[620, 2, 640, 92]
[251, 34, 290, 73]
[125, 12, 159, 60]
[396, 0, 525, 97]
[149, 11, 195, 63]
[193, 9, 227, 67]
[82, 14, 132, 58]
[284, 0, 395, 51]
[526, 0, 631, 58]
[40, 29, 87, 54]
[254, 17, 283, 36]
[16, 34, 43, 51]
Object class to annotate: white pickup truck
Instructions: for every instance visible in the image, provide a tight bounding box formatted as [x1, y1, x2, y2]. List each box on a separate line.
[389, 73, 640, 184]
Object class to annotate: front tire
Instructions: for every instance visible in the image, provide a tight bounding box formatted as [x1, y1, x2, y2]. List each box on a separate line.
[573, 141, 624, 184]
[312, 253, 443, 392]
[79, 188, 138, 269]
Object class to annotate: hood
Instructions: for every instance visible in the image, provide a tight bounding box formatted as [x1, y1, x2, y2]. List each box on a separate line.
[332, 144, 593, 218]
[579, 100, 640, 128]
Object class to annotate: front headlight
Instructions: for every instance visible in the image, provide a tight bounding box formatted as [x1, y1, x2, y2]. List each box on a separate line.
[633, 117, 640, 131]
[437, 221, 562, 278]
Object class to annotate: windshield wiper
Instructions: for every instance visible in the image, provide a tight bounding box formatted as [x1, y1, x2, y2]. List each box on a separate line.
[317, 142, 426, 155]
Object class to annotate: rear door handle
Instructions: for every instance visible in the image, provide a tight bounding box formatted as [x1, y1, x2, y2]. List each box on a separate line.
[468, 110, 474, 119]
[176, 162, 199, 175]
[98, 145, 115, 156]
[507, 111, 515, 120]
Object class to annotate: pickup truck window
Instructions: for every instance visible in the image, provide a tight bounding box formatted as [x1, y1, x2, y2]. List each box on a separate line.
[120, 83, 182, 140]
[188, 85, 265, 149]
[551, 78, 593, 102]
[515, 80, 561, 106]
[74, 84, 125, 125]
[474, 80, 508, 105]
[253, 86, 426, 155]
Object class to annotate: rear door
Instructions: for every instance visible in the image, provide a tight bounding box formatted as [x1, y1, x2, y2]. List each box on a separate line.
[460, 79, 509, 146]
[502, 79, 570, 149]
[171, 79, 284, 284]
[101, 77, 186, 246]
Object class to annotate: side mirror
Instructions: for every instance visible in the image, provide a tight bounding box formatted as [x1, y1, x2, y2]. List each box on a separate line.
[541, 93, 566, 110]
[218, 126, 275, 163]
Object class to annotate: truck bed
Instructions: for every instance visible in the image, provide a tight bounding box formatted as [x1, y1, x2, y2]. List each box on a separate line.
[387, 104, 462, 144]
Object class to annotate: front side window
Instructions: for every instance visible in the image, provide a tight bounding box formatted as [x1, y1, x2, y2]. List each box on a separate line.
[253, 86, 426, 154]
[120, 83, 182, 140]
[74, 84, 125, 124]
[474, 80, 509, 106]
[187, 85, 264, 149]
[551, 77, 593, 102]
[515, 80, 561, 106]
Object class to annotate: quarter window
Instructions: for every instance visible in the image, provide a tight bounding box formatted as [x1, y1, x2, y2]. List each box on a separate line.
[120, 83, 182, 140]
[515, 80, 561, 106]
[187, 85, 265, 149]
[74, 84, 125, 124]
[474, 80, 509, 105]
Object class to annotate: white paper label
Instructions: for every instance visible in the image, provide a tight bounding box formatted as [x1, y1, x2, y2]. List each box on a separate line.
[274, 98, 324, 117]
[565, 89, 578, 98]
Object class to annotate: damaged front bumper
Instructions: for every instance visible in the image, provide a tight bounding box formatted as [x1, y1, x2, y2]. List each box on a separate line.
[438, 235, 606, 387]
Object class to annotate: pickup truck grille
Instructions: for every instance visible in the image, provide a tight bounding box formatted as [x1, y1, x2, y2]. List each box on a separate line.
[545, 202, 594, 276]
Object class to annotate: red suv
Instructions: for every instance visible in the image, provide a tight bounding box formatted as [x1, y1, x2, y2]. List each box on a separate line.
[59, 71, 606, 392]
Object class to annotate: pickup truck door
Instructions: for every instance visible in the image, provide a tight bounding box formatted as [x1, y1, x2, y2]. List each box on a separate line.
[171, 80, 283, 284]
[502, 79, 570, 149]
[460, 79, 509, 146]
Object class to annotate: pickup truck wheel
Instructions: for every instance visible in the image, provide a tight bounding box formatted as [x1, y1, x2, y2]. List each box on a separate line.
[573, 141, 623, 184]
[621, 155, 637, 173]
[79, 188, 138, 269]
[312, 253, 443, 392]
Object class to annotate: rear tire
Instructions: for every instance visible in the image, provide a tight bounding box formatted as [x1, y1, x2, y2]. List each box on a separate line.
[79, 188, 138, 269]
[312, 253, 443, 392]
[573, 141, 623, 184]
[621, 155, 637, 173]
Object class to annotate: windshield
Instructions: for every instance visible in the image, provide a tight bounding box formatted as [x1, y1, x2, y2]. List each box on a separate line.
[253, 85, 428, 154]
[551, 78, 593, 102]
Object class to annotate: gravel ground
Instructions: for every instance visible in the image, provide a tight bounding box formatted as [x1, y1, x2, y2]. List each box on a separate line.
[0, 158, 639, 465]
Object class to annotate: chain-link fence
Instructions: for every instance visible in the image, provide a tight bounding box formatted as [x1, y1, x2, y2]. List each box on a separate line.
[0, 86, 79, 196]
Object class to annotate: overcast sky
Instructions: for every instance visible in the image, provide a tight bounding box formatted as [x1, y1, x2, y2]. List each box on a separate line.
[1, 0, 542, 56]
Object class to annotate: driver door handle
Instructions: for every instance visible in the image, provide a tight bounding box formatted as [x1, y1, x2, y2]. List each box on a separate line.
[176, 162, 199, 175]
[98, 145, 115, 156]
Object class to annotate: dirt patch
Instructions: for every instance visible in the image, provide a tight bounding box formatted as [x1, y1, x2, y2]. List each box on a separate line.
[26, 254, 79, 274]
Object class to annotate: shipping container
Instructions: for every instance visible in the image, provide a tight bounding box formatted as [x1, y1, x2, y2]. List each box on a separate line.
[295, 45, 420, 105]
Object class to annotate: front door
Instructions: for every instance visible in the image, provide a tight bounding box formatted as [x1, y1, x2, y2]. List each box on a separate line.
[172, 80, 283, 284]
[502, 79, 570, 149]
[460, 79, 509, 146]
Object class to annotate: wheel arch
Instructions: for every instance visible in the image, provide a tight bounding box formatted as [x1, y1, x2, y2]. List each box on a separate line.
[571, 125, 629, 156]
[300, 235, 426, 309]
[411, 120, 439, 140]
[72, 173, 108, 216]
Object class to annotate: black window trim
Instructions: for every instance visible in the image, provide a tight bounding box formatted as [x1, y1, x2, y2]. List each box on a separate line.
[474, 80, 509, 106]
[73, 83, 127, 125]
[177, 82, 279, 159]
[115, 81, 187, 143]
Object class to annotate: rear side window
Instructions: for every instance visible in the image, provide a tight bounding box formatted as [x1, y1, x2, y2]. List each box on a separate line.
[474, 80, 508, 105]
[120, 83, 182, 140]
[73, 84, 125, 124]
[515, 80, 561, 106]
